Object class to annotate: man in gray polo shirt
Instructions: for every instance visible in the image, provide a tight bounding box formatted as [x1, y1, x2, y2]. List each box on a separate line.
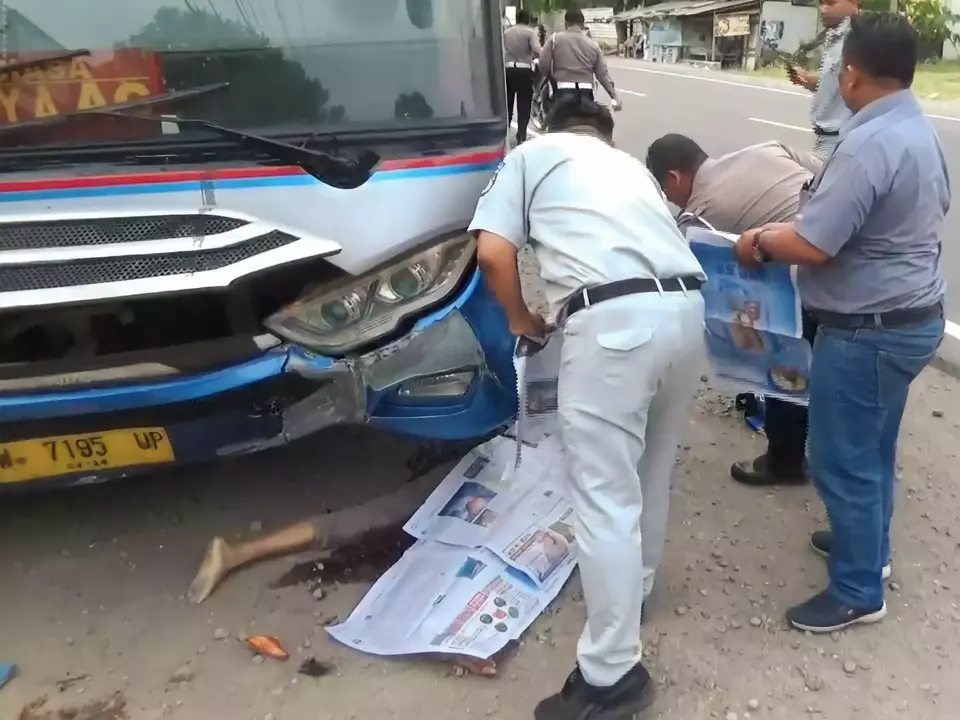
[789, 0, 859, 157]
[734, 12, 947, 633]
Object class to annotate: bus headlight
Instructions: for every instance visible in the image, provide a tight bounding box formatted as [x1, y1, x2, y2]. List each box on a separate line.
[265, 235, 475, 354]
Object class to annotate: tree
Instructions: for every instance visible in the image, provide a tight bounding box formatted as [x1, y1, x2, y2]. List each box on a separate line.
[859, 0, 959, 58]
[121, 7, 344, 129]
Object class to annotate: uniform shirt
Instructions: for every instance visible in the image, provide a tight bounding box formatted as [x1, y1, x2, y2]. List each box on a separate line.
[468, 132, 706, 321]
[679, 141, 822, 235]
[796, 90, 949, 314]
[504, 24, 541, 66]
[539, 28, 616, 99]
[810, 18, 853, 134]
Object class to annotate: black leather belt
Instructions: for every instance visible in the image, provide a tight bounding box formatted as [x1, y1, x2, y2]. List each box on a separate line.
[811, 302, 943, 330]
[563, 276, 703, 320]
[813, 126, 839, 136]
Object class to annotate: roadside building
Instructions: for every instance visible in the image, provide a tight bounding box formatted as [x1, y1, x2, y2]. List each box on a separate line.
[613, 0, 818, 70]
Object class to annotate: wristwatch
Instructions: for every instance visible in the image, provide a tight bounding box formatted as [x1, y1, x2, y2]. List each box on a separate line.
[752, 230, 772, 263]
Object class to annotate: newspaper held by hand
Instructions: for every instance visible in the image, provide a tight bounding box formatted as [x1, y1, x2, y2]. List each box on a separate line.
[508, 332, 562, 476]
[686, 226, 811, 405]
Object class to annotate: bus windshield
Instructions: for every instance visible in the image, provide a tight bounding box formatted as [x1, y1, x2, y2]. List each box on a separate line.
[0, 0, 502, 149]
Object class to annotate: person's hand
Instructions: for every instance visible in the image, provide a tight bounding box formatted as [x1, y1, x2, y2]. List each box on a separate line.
[510, 309, 548, 338]
[735, 228, 763, 268]
[790, 69, 816, 89]
[611, 98, 623, 112]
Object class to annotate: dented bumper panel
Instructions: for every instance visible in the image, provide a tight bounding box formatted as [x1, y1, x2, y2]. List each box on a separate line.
[0, 271, 517, 490]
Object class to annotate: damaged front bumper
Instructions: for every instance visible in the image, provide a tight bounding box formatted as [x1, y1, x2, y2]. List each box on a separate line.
[0, 270, 517, 491]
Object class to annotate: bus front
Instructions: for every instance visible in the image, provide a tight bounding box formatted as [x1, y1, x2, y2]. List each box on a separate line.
[0, 0, 515, 490]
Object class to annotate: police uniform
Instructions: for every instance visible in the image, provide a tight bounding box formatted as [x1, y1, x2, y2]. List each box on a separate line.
[679, 141, 822, 486]
[504, 22, 541, 144]
[679, 141, 821, 235]
[468, 131, 706, 693]
[810, 18, 853, 158]
[539, 27, 618, 105]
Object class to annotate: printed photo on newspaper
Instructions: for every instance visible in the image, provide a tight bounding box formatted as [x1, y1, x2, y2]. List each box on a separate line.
[687, 226, 811, 405]
[327, 542, 572, 659]
[404, 435, 575, 589]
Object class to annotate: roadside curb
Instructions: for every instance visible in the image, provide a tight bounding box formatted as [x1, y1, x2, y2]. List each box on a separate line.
[934, 331, 960, 379]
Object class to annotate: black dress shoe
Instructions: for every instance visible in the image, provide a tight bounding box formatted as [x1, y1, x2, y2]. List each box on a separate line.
[731, 454, 807, 487]
[534, 663, 656, 719]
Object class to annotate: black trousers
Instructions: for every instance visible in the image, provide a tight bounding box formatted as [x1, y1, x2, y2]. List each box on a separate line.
[764, 309, 819, 475]
[506, 67, 535, 143]
[554, 87, 595, 106]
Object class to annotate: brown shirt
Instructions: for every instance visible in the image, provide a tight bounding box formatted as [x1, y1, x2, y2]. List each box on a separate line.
[504, 24, 541, 66]
[679, 141, 823, 234]
[539, 28, 617, 99]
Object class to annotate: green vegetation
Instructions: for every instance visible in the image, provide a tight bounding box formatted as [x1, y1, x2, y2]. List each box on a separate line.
[739, 61, 960, 100]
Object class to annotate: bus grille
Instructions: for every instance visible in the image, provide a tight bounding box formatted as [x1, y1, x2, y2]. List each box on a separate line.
[0, 231, 296, 292]
[0, 215, 249, 252]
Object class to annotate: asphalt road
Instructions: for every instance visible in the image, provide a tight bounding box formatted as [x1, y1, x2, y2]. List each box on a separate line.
[527, 60, 960, 366]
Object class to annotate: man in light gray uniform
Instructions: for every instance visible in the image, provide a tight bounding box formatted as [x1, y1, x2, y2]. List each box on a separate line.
[540, 7, 621, 110]
[789, 0, 859, 157]
[469, 98, 703, 719]
[504, 9, 541, 144]
[735, 13, 947, 634]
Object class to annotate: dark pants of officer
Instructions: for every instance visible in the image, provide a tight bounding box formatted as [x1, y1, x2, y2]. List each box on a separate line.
[554, 87, 595, 106]
[764, 309, 819, 475]
[506, 67, 535, 143]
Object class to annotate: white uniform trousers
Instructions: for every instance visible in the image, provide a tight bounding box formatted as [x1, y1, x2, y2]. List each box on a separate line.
[814, 133, 840, 160]
[557, 290, 705, 688]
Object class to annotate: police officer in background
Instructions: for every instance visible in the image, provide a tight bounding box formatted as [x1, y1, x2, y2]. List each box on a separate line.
[540, 7, 622, 109]
[735, 13, 947, 633]
[504, 9, 541, 145]
[469, 98, 705, 718]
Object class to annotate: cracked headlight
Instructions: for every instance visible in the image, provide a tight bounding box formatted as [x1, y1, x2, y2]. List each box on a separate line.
[265, 235, 475, 354]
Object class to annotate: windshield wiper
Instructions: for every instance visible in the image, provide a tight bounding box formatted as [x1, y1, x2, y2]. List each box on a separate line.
[0, 82, 231, 137]
[0, 49, 91, 76]
[87, 111, 380, 189]
[0, 81, 379, 188]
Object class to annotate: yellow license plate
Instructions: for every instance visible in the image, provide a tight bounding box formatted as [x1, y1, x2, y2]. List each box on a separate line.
[0, 427, 175, 484]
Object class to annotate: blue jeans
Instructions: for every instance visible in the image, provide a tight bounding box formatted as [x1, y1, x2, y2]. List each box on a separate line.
[809, 315, 944, 609]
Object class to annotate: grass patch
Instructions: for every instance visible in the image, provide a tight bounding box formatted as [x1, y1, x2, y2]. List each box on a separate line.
[732, 60, 960, 100]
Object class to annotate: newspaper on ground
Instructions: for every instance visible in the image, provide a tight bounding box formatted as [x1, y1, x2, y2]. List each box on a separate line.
[329, 435, 578, 660]
[403, 435, 576, 589]
[326, 542, 570, 659]
[687, 226, 811, 405]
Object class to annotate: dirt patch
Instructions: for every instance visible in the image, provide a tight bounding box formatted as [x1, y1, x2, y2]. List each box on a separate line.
[19, 692, 127, 720]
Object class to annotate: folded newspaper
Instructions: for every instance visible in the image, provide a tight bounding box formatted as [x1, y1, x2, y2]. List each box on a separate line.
[328, 435, 577, 659]
[687, 226, 811, 405]
[507, 332, 562, 474]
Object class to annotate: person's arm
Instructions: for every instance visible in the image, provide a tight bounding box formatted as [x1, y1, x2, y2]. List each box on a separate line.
[592, 46, 618, 101]
[530, 27, 542, 58]
[777, 142, 824, 175]
[468, 155, 546, 337]
[735, 152, 876, 268]
[539, 34, 554, 77]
